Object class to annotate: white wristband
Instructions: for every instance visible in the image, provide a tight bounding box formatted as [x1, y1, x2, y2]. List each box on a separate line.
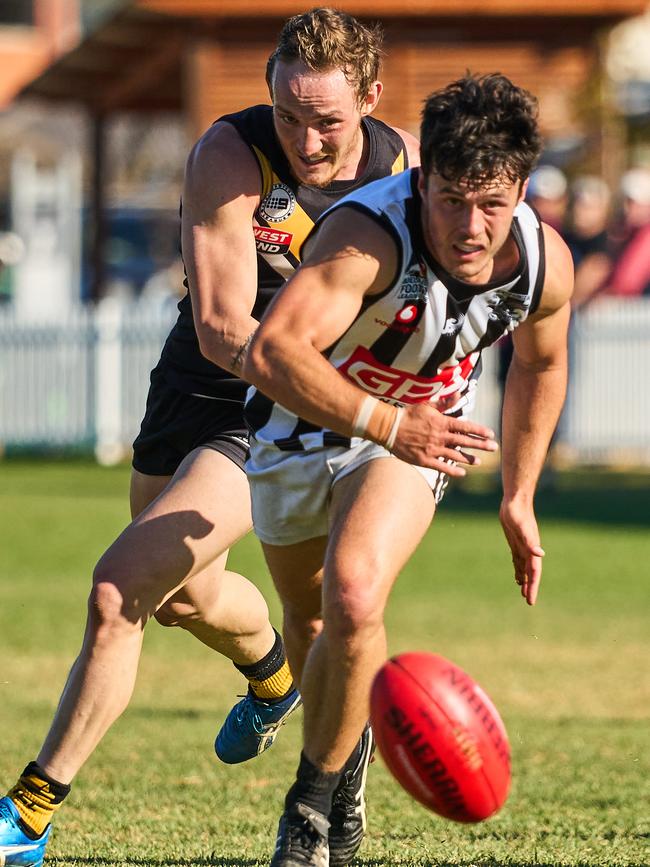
[385, 406, 404, 451]
[352, 395, 379, 438]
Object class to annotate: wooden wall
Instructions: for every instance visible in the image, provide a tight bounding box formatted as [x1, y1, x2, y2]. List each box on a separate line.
[184, 17, 598, 143]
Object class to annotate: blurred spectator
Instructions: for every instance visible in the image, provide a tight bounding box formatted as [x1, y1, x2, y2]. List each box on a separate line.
[604, 167, 650, 298]
[526, 165, 568, 232]
[563, 175, 613, 309]
[620, 167, 650, 229]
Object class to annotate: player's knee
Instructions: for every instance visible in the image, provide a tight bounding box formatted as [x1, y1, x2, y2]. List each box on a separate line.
[325, 579, 385, 641]
[87, 578, 141, 638]
[91, 552, 158, 631]
[153, 598, 198, 629]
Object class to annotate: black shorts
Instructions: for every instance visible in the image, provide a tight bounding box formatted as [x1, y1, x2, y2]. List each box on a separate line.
[132, 365, 249, 476]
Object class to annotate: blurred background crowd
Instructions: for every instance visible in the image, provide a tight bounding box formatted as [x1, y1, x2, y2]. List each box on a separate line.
[0, 0, 649, 466]
[527, 163, 650, 308]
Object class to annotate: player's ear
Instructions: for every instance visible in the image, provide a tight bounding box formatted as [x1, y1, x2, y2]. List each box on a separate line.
[518, 177, 530, 204]
[417, 167, 428, 198]
[360, 81, 383, 116]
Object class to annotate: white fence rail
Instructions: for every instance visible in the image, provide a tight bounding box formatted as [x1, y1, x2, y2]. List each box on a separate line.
[0, 298, 177, 463]
[0, 297, 649, 465]
[565, 299, 650, 464]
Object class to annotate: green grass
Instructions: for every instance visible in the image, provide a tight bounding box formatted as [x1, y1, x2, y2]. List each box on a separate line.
[1, 460, 648, 866]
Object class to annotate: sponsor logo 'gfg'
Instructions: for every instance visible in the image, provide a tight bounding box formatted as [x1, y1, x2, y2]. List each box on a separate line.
[338, 345, 478, 405]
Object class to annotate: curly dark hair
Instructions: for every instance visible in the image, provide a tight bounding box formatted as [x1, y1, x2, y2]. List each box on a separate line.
[420, 73, 542, 189]
[266, 8, 383, 104]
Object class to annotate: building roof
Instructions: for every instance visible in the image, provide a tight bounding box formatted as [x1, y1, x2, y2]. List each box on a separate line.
[18, 0, 648, 114]
[19, 5, 187, 112]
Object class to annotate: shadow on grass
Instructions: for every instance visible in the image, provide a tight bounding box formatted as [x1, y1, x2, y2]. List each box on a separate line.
[52, 857, 650, 867]
[52, 859, 262, 866]
[357, 861, 650, 867]
[123, 707, 210, 720]
[445, 472, 650, 530]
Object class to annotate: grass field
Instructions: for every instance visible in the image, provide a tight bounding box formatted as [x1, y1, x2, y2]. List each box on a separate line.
[1, 459, 648, 867]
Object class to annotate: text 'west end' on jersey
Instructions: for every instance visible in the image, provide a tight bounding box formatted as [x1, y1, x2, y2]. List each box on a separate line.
[154, 105, 409, 402]
[245, 168, 546, 452]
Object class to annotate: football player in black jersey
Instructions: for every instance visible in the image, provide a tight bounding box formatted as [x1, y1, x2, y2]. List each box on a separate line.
[244, 74, 574, 866]
[0, 9, 419, 867]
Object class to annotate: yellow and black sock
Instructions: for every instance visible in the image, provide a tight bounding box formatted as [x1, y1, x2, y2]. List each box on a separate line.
[7, 762, 70, 838]
[235, 628, 294, 702]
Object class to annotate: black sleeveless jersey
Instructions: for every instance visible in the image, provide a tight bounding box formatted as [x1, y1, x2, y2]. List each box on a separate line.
[157, 104, 410, 400]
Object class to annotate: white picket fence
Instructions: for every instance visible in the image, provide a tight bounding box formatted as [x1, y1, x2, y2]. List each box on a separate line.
[0, 296, 649, 465]
[564, 298, 650, 464]
[0, 297, 178, 464]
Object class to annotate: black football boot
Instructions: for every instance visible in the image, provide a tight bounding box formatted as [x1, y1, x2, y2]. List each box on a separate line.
[328, 726, 375, 866]
[270, 801, 330, 867]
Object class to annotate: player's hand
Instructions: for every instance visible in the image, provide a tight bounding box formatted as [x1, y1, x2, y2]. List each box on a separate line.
[391, 403, 498, 476]
[499, 499, 544, 606]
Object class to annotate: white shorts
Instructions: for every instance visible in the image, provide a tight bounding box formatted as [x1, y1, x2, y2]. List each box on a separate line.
[246, 436, 451, 546]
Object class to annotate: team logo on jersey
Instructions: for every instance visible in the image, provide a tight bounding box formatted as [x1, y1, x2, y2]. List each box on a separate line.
[337, 344, 479, 405]
[398, 262, 429, 301]
[487, 288, 531, 330]
[441, 314, 464, 335]
[254, 226, 293, 255]
[259, 183, 296, 223]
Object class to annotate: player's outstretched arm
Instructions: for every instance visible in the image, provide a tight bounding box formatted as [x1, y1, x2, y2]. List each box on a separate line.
[500, 223, 574, 605]
[181, 121, 262, 375]
[245, 208, 498, 475]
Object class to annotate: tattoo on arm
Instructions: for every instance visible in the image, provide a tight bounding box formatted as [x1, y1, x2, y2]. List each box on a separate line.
[230, 331, 255, 374]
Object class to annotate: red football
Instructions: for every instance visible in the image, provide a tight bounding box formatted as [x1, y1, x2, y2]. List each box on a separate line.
[370, 652, 511, 822]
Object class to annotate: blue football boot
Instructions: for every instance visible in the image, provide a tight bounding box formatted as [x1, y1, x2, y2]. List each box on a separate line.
[215, 687, 301, 764]
[0, 797, 51, 867]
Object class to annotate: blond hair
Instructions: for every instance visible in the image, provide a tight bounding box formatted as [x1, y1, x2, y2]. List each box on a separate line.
[266, 7, 383, 104]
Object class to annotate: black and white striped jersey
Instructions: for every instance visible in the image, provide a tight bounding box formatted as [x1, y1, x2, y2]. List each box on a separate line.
[157, 105, 409, 400]
[245, 168, 546, 451]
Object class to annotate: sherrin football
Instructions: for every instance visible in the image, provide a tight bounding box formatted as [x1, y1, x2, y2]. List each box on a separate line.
[370, 652, 511, 822]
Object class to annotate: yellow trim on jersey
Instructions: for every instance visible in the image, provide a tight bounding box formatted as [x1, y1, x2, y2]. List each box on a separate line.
[277, 193, 315, 260]
[252, 150, 315, 262]
[391, 150, 406, 175]
[252, 145, 275, 198]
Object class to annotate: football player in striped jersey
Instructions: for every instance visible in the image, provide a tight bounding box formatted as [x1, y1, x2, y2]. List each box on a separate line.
[243, 73, 573, 866]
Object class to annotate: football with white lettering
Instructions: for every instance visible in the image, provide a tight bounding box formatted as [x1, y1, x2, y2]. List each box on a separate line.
[370, 652, 511, 822]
